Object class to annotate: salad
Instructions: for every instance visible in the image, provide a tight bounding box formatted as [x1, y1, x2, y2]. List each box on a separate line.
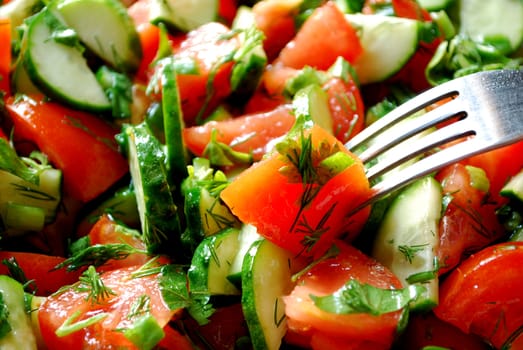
[0, 0, 522, 348]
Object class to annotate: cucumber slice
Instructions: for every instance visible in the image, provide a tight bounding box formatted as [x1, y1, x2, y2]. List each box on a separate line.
[418, 0, 452, 11]
[241, 239, 297, 350]
[0, 0, 43, 36]
[501, 169, 523, 202]
[23, 9, 111, 112]
[123, 122, 182, 251]
[0, 276, 38, 349]
[292, 84, 334, 134]
[188, 227, 241, 296]
[345, 13, 419, 84]
[11, 60, 42, 95]
[0, 168, 62, 228]
[458, 0, 523, 52]
[372, 176, 442, 311]
[226, 224, 263, 287]
[148, 0, 217, 32]
[54, 0, 142, 72]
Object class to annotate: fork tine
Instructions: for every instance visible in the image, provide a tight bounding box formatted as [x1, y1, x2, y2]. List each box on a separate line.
[365, 116, 475, 181]
[356, 97, 464, 164]
[345, 81, 459, 152]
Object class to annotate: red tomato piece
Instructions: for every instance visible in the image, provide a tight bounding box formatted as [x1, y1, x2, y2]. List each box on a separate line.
[435, 163, 506, 274]
[434, 242, 523, 349]
[184, 303, 249, 349]
[0, 251, 81, 296]
[218, 0, 238, 26]
[283, 241, 404, 348]
[324, 76, 365, 143]
[220, 125, 371, 257]
[463, 140, 523, 204]
[6, 94, 129, 202]
[397, 312, 490, 350]
[0, 18, 11, 97]
[252, 0, 299, 61]
[276, 2, 363, 70]
[183, 104, 295, 161]
[38, 264, 179, 349]
[87, 214, 149, 272]
[392, 0, 431, 20]
[156, 22, 238, 126]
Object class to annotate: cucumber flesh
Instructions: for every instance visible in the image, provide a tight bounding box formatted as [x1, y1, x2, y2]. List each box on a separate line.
[459, 0, 523, 52]
[345, 13, 419, 84]
[148, 0, 217, 32]
[501, 169, 523, 202]
[23, 9, 111, 112]
[241, 239, 296, 350]
[54, 0, 143, 72]
[418, 0, 452, 11]
[226, 224, 263, 287]
[0, 276, 38, 350]
[188, 227, 241, 295]
[372, 176, 442, 311]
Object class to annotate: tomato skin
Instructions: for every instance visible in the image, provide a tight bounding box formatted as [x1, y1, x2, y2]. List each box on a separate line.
[87, 214, 149, 272]
[220, 125, 371, 257]
[0, 18, 11, 97]
[183, 104, 295, 161]
[284, 241, 403, 348]
[435, 163, 506, 274]
[6, 95, 129, 202]
[39, 265, 178, 349]
[434, 242, 523, 349]
[276, 2, 363, 70]
[324, 76, 365, 143]
[165, 22, 237, 126]
[252, 0, 299, 61]
[397, 312, 489, 350]
[184, 303, 249, 349]
[0, 252, 81, 296]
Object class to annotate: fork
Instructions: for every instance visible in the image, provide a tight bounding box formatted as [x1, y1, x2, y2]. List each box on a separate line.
[345, 69, 523, 214]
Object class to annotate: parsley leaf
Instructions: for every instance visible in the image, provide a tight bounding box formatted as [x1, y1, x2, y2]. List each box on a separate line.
[310, 279, 425, 316]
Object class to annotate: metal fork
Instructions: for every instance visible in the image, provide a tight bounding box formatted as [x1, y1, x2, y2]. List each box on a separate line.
[345, 69, 523, 214]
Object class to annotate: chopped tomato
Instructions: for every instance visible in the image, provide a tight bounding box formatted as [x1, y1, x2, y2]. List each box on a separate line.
[38, 264, 179, 349]
[252, 0, 300, 61]
[276, 2, 363, 70]
[0, 251, 81, 296]
[463, 140, 523, 204]
[324, 75, 365, 143]
[183, 104, 295, 161]
[6, 94, 129, 202]
[157, 324, 195, 350]
[218, 0, 238, 26]
[0, 18, 11, 97]
[435, 163, 506, 274]
[284, 241, 404, 349]
[220, 125, 371, 257]
[87, 214, 149, 272]
[261, 63, 299, 96]
[154, 22, 238, 126]
[242, 87, 289, 114]
[184, 303, 249, 349]
[434, 242, 523, 349]
[391, 0, 431, 20]
[397, 312, 490, 350]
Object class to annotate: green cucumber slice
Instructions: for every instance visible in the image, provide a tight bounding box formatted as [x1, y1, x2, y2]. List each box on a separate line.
[54, 0, 142, 72]
[458, 0, 523, 52]
[226, 224, 263, 287]
[148, 0, 217, 32]
[501, 169, 523, 202]
[0, 276, 38, 349]
[345, 13, 419, 84]
[23, 9, 111, 112]
[188, 227, 241, 296]
[372, 176, 442, 311]
[241, 239, 296, 350]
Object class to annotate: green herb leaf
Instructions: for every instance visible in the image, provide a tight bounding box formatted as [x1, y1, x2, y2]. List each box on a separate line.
[75, 266, 116, 304]
[0, 292, 11, 339]
[310, 279, 425, 316]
